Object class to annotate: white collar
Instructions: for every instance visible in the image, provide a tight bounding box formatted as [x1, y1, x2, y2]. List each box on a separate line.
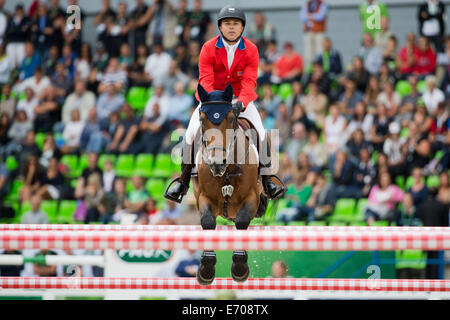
[223, 38, 240, 51]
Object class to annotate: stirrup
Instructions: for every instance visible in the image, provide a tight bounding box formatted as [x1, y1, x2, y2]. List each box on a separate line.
[163, 177, 187, 203]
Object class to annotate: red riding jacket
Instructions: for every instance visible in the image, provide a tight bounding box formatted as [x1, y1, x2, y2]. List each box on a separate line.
[195, 35, 259, 107]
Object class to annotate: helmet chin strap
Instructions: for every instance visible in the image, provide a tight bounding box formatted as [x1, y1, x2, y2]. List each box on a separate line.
[220, 29, 244, 44]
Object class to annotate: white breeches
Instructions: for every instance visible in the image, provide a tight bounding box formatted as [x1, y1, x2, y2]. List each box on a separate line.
[185, 100, 267, 145]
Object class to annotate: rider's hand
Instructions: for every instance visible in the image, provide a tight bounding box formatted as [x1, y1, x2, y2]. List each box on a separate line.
[233, 102, 245, 117]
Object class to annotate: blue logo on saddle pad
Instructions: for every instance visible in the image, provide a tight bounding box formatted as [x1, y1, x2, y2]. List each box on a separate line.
[200, 103, 232, 125]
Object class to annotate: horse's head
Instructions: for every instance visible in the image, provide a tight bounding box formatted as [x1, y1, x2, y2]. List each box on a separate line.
[198, 83, 238, 177]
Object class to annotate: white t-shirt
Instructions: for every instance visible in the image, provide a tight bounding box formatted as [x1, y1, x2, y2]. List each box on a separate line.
[144, 52, 172, 84]
[16, 98, 39, 120]
[63, 120, 86, 147]
[422, 88, 445, 114]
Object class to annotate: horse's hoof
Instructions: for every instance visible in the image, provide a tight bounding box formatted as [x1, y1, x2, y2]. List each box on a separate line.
[196, 251, 216, 286]
[231, 251, 249, 282]
[231, 262, 250, 282]
[197, 263, 215, 286]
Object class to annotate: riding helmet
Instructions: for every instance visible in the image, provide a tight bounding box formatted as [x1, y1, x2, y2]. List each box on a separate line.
[217, 5, 246, 27]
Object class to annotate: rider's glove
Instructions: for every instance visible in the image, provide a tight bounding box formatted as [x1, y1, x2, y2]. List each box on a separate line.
[232, 101, 245, 117]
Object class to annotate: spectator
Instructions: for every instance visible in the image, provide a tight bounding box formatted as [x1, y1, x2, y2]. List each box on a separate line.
[303, 82, 328, 128]
[271, 42, 303, 84]
[186, 40, 200, 79]
[324, 103, 347, 155]
[102, 159, 116, 194]
[304, 61, 331, 96]
[422, 75, 445, 115]
[21, 194, 49, 224]
[395, 192, 422, 227]
[299, 0, 328, 68]
[383, 35, 398, 68]
[16, 87, 38, 121]
[18, 131, 41, 176]
[365, 171, 404, 225]
[35, 157, 65, 201]
[314, 37, 342, 78]
[290, 103, 314, 133]
[19, 155, 41, 202]
[374, 16, 394, 52]
[144, 41, 172, 86]
[413, 105, 433, 136]
[98, 57, 128, 94]
[157, 200, 183, 225]
[429, 101, 448, 140]
[6, 4, 30, 69]
[118, 43, 133, 70]
[30, 2, 54, 60]
[303, 128, 327, 169]
[124, 175, 148, 215]
[18, 41, 42, 81]
[83, 173, 107, 224]
[397, 75, 421, 125]
[359, 0, 389, 37]
[329, 150, 358, 199]
[144, 84, 169, 119]
[418, 0, 445, 53]
[338, 77, 365, 118]
[353, 147, 377, 197]
[408, 166, 429, 209]
[51, 62, 74, 105]
[106, 103, 141, 155]
[15, 66, 51, 99]
[0, 0, 7, 47]
[93, 0, 116, 43]
[258, 39, 281, 85]
[259, 84, 283, 117]
[62, 80, 96, 125]
[43, 45, 60, 77]
[248, 11, 276, 52]
[140, 100, 169, 155]
[383, 121, 405, 168]
[175, 249, 200, 277]
[173, 0, 190, 44]
[345, 128, 372, 165]
[128, 0, 149, 48]
[61, 109, 85, 155]
[275, 103, 292, 149]
[105, 2, 130, 58]
[104, 178, 127, 223]
[359, 33, 383, 75]
[396, 33, 418, 79]
[92, 41, 110, 73]
[0, 85, 16, 119]
[0, 155, 9, 200]
[33, 86, 61, 133]
[413, 36, 436, 78]
[39, 133, 61, 169]
[95, 82, 125, 123]
[344, 101, 374, 142]
[370, 102, 392, 151]
[62, 0, 83, 55]
[127, 43, 151, 87]
[162, 60, 190, 95]
[168, 81, 192, 126]
[140, 0, 177, 50]
[4, 112, 33, 159]
[188, 0, 212, 44]
[58, 44, 77, 80]
[0, 43, 10, 86]
[74, 152, 103, 199]
[285, 122, 308, 162]
[376, 79, 401, 117]
[74, 43, 92, 82]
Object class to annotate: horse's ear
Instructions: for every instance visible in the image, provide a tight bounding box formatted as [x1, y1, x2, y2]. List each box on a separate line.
[197, 84, 209, 102]
[223, 83, 233, 102]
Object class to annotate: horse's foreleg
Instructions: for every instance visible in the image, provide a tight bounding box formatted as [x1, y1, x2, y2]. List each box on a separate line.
[197, 201, 216, 285]
[232, 202, 253, 282]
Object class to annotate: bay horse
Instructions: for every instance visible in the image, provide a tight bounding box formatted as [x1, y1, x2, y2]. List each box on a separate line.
[192, 84, 268, 285]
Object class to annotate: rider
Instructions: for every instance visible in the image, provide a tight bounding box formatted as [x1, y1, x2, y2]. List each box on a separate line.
[164, 5, 284, 203]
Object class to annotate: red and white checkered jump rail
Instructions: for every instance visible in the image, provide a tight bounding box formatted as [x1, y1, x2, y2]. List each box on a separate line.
[1, 225, 450, 251]
[1, 277, 450, 292]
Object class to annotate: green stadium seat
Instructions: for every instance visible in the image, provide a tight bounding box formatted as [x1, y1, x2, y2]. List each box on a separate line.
[350, 221, 367, 226]
[135, 154, 154, 178]
[278, 83, 293, 100]
[58, 200, 77, 224]
[41, 200, 59, 222]
[75, 154, 89, 178]
[126, 87, 148, 111]
[61, 155, 79, 178]
[5, 156, 18, 171]
[426, 175, 440, 189]
[395, 176, 405, 190]
[371, 220, 389, 226]
[405, 176, 425, 190]
[417, 80, 427, 93]
[115, 154, 135, 178]
[434, 150, 444, 160]
[35, 133, 46, 150]
[308, 220, 327, 226]
[98, 154, 117, 171]
[151, 153, 174, 178]
[146, 179, 165, 201]
[288, 221, 306, 226]
[354, 198, 368, 221]
[14, 201, 32, 223]
[5, 179, 24, 201]
[268, 221, 286, 226]
[395, 80, 411, 98]
[330, 198, 356, 223]
[329, 221, 348, 226]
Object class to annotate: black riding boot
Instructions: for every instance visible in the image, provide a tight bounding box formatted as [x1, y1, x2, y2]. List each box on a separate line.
[260, 139, 284, 200]
[164, 143, 192, 203]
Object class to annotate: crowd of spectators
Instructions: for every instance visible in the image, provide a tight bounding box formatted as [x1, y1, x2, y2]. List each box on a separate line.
[0, 0, 448, 237]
